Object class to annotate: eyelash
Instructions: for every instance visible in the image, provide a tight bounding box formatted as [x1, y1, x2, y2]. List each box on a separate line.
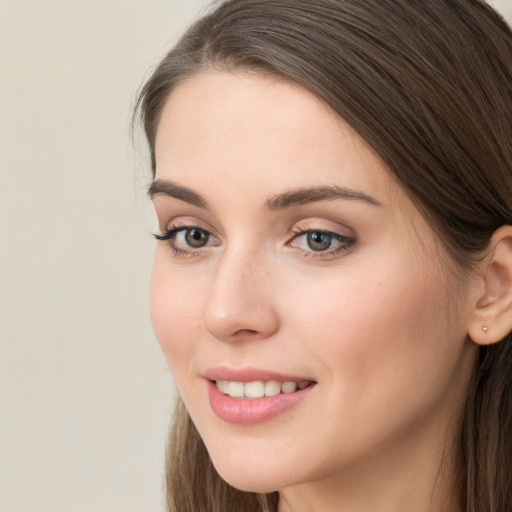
[153, 224, 214, 257]
[289, 225, 356, 260]
[153, 223, 357, 260]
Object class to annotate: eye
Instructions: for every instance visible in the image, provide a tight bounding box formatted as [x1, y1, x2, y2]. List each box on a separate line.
[180, 227, 210, 248]
[154, 225, 219, 255]
[289, 228, 356, 258]
[305, 231, 335, 251]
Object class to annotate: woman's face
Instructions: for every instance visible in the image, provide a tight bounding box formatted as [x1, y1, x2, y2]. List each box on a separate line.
[150, 71, 477, 495]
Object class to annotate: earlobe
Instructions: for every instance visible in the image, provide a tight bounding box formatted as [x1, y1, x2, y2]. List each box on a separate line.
[468, 225, 512, 346]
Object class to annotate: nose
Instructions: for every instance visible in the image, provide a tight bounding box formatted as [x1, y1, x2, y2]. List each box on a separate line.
[202, 250, 280, 343]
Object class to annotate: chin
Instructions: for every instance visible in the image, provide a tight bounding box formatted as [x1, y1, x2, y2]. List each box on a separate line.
[215, 468, 282, 494]
[208, 449, 294, 494]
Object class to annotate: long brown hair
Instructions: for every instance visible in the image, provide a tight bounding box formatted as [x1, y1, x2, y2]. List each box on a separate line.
[135, 1, 512, 510]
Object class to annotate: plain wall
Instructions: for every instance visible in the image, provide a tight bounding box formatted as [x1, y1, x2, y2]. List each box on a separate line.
[0, 2, 211, 511]
[1, 1, 511, 511]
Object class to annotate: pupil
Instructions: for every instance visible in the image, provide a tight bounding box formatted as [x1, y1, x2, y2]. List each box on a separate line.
[307, 232, 332, 251]
[186, 229, 208, 248]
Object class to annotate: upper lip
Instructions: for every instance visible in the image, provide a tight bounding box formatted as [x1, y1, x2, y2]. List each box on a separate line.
[204, 366, 315, 383]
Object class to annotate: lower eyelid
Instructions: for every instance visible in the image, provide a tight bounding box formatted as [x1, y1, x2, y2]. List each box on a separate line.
[303, 239, 356, 257]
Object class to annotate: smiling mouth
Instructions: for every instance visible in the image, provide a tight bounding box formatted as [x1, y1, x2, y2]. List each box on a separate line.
[214, 379, 315, 399]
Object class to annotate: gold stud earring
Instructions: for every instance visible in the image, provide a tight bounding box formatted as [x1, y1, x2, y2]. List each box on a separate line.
[482, 324, 489, 335]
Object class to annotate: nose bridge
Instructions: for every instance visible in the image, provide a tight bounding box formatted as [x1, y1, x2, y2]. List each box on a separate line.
[202, 244, 278, 341]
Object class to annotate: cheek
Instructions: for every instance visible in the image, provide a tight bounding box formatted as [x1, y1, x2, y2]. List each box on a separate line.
[285, 262, 429, 345]
[284, 260, 466, 415]
[149, 256, 204, 377]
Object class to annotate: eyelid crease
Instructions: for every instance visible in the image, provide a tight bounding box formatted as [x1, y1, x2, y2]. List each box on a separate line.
[289, 219, 355, 238]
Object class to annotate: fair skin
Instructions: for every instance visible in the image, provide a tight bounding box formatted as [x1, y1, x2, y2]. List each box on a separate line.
[149, 71, 503, 512]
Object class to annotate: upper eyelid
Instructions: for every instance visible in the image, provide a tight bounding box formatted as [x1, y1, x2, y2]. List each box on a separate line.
[161, 224, 217, 240]
[290, 220, 355, 237]
[159, 217, 218, 235]
[289, 229, 355, 246]
[157, 217, 355, 240]
[155, 226, 220, 254]
[291, 229, 352, 239]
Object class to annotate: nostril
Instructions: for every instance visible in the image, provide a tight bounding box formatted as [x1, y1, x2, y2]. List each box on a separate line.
[233, 328, 259, 337]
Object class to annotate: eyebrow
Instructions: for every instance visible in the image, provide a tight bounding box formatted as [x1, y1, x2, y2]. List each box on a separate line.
[265, 185, 381, 210]
[148, 179, 381, 211]
[148, 179, 208, 209]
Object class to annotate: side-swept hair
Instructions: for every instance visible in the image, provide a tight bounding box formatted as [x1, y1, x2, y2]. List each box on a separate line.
[136, 1, 512, 510]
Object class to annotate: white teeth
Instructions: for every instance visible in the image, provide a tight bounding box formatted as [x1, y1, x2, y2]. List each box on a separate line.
[217, 380, 229, 393]
[264, 380, 281, 397]
[244, 381, 265, 398]
[228, 381, 245, 398]
[216, 379, 311, 398]
[281, 381, 297, 394]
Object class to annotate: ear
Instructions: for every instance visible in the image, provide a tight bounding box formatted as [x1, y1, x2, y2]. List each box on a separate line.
[468, 225, 512, 345]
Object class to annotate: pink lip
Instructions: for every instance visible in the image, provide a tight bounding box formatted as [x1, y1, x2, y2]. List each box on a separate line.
[205, 367, 316, 425]
[204, 366, 314, 383]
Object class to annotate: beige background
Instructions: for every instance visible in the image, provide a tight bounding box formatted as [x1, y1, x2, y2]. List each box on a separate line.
[0, 2, 210, 511]
[1, 1, 511, 511]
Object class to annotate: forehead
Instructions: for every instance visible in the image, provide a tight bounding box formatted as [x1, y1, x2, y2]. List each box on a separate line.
[154, 71, 401, 209]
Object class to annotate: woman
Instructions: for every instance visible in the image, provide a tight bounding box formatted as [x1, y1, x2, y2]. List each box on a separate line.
[135, 1, 512, 511]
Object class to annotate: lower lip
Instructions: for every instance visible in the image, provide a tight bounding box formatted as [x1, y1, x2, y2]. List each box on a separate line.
[207, 380, 315, 425]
